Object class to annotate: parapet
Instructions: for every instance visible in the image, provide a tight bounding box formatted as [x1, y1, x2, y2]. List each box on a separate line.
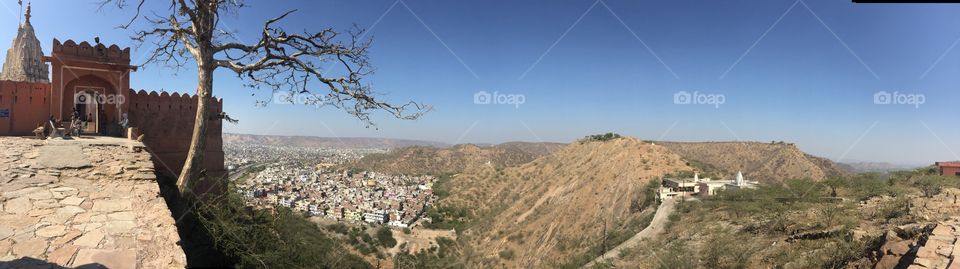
[128, 89, 223, 111]
[52, 39, 130, 64]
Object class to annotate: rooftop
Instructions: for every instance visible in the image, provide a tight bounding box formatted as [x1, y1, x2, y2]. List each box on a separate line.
[937, 162, 960, 168]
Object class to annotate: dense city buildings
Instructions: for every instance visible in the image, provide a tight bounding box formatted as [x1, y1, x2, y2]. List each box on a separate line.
[225, 142, 436, 228]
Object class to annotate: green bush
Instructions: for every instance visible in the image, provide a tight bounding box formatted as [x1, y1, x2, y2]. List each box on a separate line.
[582, 133, 622, 142]
[392, 236, 462, 268]
[376, 227, 397, 248]
[327, 223, 349, 234]
[422, 205, 469, 232]
[498, 249, 515, 260]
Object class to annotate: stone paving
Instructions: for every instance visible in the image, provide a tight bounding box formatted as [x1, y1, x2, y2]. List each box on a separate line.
[875, 217, 960, 269]
[912, 219, 960, 269]
[0, 137, 186, 268]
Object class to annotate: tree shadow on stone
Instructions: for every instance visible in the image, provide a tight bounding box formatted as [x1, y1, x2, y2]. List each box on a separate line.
[0, 256, 105, 269]
[154, 173, 232, 267]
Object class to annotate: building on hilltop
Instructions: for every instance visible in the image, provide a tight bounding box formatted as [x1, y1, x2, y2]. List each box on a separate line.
[936, 162, 960, 176]
[0, 5, 224, 177]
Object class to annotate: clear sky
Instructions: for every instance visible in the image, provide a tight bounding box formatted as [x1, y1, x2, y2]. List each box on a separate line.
[1, 0, 958, 165]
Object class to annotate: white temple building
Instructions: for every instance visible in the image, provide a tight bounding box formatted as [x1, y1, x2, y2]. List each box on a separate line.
[657, 171, 759, 201]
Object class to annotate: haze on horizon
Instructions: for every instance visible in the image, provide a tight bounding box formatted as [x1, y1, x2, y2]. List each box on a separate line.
[2, 0, 958, 166]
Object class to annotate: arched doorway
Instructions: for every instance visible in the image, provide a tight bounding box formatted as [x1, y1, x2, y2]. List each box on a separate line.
[73, 87, 104, 135]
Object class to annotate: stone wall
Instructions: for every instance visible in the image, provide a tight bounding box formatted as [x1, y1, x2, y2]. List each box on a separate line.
[127, 89, 224, 178]
[0, 80, 50, 136]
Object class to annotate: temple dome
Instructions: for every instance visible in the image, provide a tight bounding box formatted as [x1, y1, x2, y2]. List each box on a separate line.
[0, 3, 49, 83]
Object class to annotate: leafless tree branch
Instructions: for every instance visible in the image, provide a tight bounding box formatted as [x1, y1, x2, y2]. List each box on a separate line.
[101, 0, 428, 126]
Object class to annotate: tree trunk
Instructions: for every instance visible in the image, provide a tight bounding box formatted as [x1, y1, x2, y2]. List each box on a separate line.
[176, 54, 215, 196]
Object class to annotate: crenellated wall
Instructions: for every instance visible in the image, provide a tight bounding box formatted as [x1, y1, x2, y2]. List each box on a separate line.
[0, 80, 51, 135]
[51, 39, 131, 63]
[127, 89, 224, 178]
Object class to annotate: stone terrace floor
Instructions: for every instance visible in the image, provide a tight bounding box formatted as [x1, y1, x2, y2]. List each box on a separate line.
[0, 136, 186, 268]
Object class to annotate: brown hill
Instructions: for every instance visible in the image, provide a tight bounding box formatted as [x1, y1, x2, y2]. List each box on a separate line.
[657, 141, 845, 182]
[345, 142, 564, 176]
[441, 137, 693, 268]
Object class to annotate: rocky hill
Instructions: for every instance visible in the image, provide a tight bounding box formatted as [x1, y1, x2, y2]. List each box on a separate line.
[344, 142, 564, 176]
[223, 133, 449, 149]
[657, 141, 846, 182]
[441, 137, 693, 268]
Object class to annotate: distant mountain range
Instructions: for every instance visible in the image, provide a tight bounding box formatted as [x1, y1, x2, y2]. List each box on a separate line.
[222, 133, 451, 149]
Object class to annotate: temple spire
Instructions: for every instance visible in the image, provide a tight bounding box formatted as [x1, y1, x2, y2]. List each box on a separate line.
[0, 1, 49, 83]
[24, 2, 31, 24]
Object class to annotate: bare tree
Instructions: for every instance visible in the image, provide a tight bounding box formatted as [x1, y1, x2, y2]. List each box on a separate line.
[102, 0, 427, 195]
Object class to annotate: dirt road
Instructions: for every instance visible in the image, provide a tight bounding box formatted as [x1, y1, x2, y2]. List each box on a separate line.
[582, 197, 679, 268]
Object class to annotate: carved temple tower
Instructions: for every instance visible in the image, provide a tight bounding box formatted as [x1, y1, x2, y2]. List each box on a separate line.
[0, 3, 49, 83]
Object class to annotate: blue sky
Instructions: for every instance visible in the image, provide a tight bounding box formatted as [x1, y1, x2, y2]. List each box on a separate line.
[1, 0, 959, 165]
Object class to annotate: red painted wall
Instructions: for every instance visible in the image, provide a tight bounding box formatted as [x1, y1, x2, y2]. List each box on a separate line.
[0, 80, 50, 136]
[2, 38, 225, 182]
[941, 167, 960, 177]
[127, 89, 224, 178]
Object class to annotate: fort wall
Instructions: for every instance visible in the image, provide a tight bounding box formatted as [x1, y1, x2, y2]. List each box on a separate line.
[127, 89, 224, 177]
[0, 80, 50, 135]
[0, 82, 225, 179]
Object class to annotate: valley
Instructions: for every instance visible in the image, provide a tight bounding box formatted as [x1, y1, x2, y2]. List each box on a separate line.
[224, 133, 960, 269]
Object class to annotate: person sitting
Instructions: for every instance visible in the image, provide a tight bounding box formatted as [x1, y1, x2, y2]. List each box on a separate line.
[69, 115, 82, 137]
[118, 113, 129, 137]
[32, 123, 45, 139]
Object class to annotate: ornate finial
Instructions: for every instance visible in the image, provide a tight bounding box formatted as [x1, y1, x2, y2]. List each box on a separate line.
[24, 2, 31, 24]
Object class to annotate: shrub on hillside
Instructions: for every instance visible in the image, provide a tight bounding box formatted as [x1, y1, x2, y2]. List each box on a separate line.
[582, 133, 622, 142]
[197, 190, 371, 268]
[376, 227, 397, 248]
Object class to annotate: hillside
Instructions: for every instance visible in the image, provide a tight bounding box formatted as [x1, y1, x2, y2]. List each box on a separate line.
[345, 142, 564, 176]
[223, 133, 450, 149]
[611, 171, 960, 268]
[438, 137, 694, 268]
[840, 162, 920, 173]
[657, 141, 846, 182]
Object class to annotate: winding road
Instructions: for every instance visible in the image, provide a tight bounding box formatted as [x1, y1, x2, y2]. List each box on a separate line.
[583, 197, 679, 268]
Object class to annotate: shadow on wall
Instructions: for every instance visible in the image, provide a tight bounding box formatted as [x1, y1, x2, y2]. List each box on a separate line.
[0, 257, 106, 269]
[153, 173, 232, 267]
